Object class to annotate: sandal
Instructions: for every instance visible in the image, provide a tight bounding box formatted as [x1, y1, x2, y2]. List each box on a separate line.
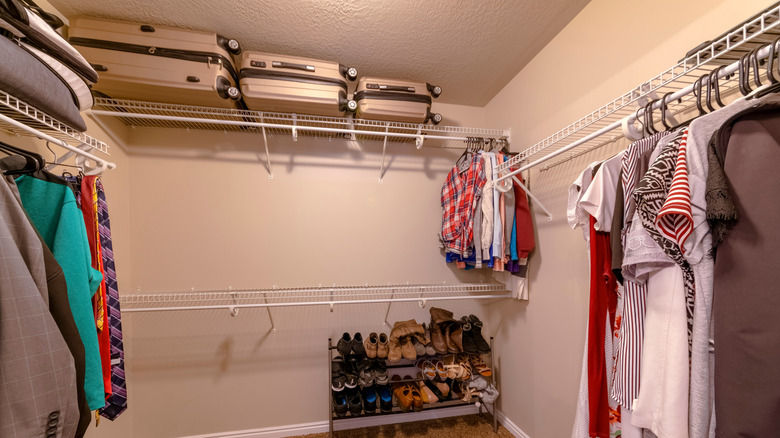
[415, 359, 437, 380]
[469, 354, 492, 377]
[403, 375, 424, 412]
[434, 360, 447, 380]
[416, 373, 439, 403]
[391, 375, 414, 412]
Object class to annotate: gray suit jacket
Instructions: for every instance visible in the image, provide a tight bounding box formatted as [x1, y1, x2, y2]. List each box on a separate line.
[0, 159, 79, 438]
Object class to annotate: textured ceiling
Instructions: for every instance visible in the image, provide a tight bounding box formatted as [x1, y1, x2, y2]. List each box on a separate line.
[49, 0, 589, 106]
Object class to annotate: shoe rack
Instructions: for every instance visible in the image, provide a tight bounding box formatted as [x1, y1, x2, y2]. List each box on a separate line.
[327, 337, 498, 436]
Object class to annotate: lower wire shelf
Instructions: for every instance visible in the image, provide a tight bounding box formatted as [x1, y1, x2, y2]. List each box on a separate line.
[332, 397, 479, 419]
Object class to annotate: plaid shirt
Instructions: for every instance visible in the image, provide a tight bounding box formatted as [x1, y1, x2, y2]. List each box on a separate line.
[441, 154, 486, 255]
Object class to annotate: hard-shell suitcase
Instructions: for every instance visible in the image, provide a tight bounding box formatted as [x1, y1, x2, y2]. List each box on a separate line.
[354, 77, 442, 124]
[68, 16, 243, 109]
[238, 51, 357, 116]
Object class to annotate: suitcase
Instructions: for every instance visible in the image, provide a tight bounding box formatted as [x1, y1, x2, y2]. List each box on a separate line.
[354, 77, 442, 124]
[0, 0, 98, 83]
[238, 51, 357, 116]
[68, 16, 243, 109]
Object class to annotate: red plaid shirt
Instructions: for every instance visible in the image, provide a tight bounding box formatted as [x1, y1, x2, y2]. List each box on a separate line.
[441, 154, 486, 255]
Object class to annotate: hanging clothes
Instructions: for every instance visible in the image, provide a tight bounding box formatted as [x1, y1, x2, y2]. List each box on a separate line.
[440, 153, 486, 256]
[15, 173, 106, 410]
[0, 158, 81, 438]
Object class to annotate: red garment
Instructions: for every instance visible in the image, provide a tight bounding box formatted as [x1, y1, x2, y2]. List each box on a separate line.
[512, 172, 535, 258]
[79, 176, 112, 399]
[587, 216, 618, 438]
[440, 155, 486, 255]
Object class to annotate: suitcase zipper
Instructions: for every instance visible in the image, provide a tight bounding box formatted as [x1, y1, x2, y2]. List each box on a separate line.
[353, 90, 432, 105]
[239, 68, 348, 92]
[68, 37, 239, 83]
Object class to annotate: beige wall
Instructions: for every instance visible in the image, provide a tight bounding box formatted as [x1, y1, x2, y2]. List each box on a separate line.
[483, 0, 774, 437]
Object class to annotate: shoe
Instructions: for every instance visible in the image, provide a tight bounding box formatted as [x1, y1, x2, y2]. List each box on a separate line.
[429, 318, 448, 354]
[460, 317, 478, 354]
[443, 323, 460, 353]
[362, 385, 377, 414]
[404, 376, 424, 412]
[332, 356, 347, 391]
[416, 373, 438, 404]
[346, 387, 362, 416]
[451, 379, 465, 400]
[373, 360, 389, 385]
[342, 359, 358, 389]
[391, 375, 414, 412]
[423, 379, 445, 400]
[337, 333, 352, 357]
[429, 307, 457, 325]
[357, 359, 375, 387]
[434, 360, 447, 380]
[377, 384, 393, 413]
[401, 336, 417, 360]
[449, 323, 464, 353]
[352, 333, 366, 356]
[412, 337, 426, 357]
[333, 390, 348, 417]
[415, 359, 437, 380]
[469, 354, 492, 377]
[422, 323, 437, 356]
[377, 333, 389, 359]
[390, 319, 424, 340]
[365, 332, 378, 359]
[481, 384, 499, 404]
[387, 335, 403, 362]
[469, 315, 491, 353]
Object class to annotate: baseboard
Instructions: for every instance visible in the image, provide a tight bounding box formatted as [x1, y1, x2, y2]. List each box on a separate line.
[181, 421, 328, 438]
[497, 409, 531, 438]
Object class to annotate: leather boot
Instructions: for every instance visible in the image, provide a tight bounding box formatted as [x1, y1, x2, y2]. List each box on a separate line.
[443, 323, 460, 353]
[364, 332, 378, 359]
[429, 318, 448, 354]
[459, 317, 478, 354]
[429, 307, 456, 325]
[401, 336, 417, 360]
[449, 322, 463, 353]
[422, 323, 436, 356]
[387, 335, 403, 362]
[376, 333, 389, 359]
[469, 314, 491, 353]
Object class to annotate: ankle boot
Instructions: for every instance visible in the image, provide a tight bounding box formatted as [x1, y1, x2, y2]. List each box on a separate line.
[387, 336, 403, 362]
[429, 319, 448, 354]
[469, 315, 491, 353]
[443, 323, 459, 353]
[365, 332, 378, 359]
[376, 333, 389, 359]
[429, 307, 456, 325]
[449, 323, 464, 353]
[422, 323, 437, 356]
[401, 336, 417, 360]
[459, 317, 477, 354]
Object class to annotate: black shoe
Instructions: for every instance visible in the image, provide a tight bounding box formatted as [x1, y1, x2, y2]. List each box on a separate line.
[332, 356, 346, 391]
[362, 385, 378, 414]
[333, 390, 348, 417]
[352, 333, 366, 356]
[377, 384, 393, 413]
[346, 387, 363, 416]
[423, 379, 445, 401]
[337, 333, 353, 356]
[460, 317, 478, 354]
[469, 315, 491, 353]
[373, 360, 389, 385]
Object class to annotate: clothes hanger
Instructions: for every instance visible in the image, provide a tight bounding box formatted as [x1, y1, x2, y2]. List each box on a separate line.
[738, 52, 753, 96]
[749, 38, 780, 99]
[44, 141, 84, 172]
[708, 65, 726, 108]
[643, 99, 658, 135]
[0, 140, 44, 175]
[660, 92, 675, 130]
[456, 137, 473, 172]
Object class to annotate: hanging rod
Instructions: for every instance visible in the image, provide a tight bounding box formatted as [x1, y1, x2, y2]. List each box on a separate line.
[495, 8, 780, 182]
[120, 282, 511, 313]
[494, 2, 780, 179]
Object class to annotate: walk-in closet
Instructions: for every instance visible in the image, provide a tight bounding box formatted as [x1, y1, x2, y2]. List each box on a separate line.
[1, 0, 778, 437]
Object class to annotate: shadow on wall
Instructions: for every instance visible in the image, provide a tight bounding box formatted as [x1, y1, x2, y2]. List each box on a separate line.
[124, 127, 466, 180]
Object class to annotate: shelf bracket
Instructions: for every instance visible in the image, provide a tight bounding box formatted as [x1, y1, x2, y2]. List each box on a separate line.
[418, 286, 426, 308]
[260, 119, 273, 179]
[379, 122, 390, 183]
[264, 288, 276, 333]
[415, 126, 424, 149]
[512, 175, 553, 221]
[291, 114, 298, 142]
[228, 286, 239, 317]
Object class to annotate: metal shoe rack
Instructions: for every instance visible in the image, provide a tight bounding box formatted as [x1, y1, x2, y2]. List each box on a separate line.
[327, 336, 498, 436]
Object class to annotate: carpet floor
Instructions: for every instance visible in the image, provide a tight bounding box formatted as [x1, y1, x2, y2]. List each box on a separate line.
[295, 414, 514, 438]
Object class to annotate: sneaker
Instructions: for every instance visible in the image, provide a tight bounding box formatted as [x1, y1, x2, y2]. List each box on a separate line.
[331, 356, 346, 391]
[346, 387, 362, 416]
[358, 359, 375, 387]
[377, 384, 393, 413]
[362, 385, 377, 414]
[373, 361, 389, 385]
[337, 333, 353, 357]
[333, 390, 348, 417]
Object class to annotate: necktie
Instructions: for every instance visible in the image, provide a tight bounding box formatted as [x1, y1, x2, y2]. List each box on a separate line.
[96, 179, 128, 420]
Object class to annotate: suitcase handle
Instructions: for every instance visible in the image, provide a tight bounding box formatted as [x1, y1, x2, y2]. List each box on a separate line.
[272, 61, 315, 72]
[367, 84, 415, 93]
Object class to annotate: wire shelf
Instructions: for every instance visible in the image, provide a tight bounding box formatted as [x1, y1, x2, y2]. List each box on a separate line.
[0, 89, 110, 155]
[497, 2, 780, 172]
[120, 283, 511, 313]
[90, 98, 508, 150]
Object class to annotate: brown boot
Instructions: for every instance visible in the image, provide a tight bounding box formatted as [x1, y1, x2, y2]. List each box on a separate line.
[388, 335, 403, 362]
[391, 319, 419, 340]
[429, 319, 448, 354]
[401, 336, 417, 360]
[443, 323, 460, 353]
[450, 323, 464, 353]
[377, 333, 389, 359]
[429, 307, 456, 325]
[364, 332, 378, 359]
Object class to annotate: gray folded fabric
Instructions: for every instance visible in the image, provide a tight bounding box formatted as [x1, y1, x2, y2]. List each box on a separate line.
[0, 35, 86, 131]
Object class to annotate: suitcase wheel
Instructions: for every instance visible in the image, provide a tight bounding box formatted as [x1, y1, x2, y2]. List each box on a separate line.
[347, 67, 358, 81]
[431, 113, 443, 124]
[227, 39, 241, 55]
[347, 100, 358, 112]
[227, 86, 241, 100]
[427, 83, 442, 98]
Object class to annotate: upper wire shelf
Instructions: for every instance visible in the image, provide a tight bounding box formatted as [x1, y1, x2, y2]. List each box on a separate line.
[90, 98, 509, 150]
[0, 89, 110, 155]
[497, 2, 780, 173]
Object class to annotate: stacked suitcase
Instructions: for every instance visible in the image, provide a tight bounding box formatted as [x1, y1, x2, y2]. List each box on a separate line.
[67, 16, 444, 124]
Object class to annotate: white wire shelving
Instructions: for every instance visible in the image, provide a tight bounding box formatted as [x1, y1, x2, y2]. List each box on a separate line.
[495, 2, 780, 177]
[0, 89, 115, 173]
[120, 282, 511, 330]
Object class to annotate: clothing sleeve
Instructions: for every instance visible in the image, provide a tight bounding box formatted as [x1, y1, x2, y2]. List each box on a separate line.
[513, 172, 535, 259]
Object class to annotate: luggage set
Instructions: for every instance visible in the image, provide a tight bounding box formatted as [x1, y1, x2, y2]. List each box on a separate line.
[67, 17, 443, 124]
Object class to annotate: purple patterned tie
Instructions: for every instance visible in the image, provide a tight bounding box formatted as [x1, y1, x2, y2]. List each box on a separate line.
[96, 179, 127, 420]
